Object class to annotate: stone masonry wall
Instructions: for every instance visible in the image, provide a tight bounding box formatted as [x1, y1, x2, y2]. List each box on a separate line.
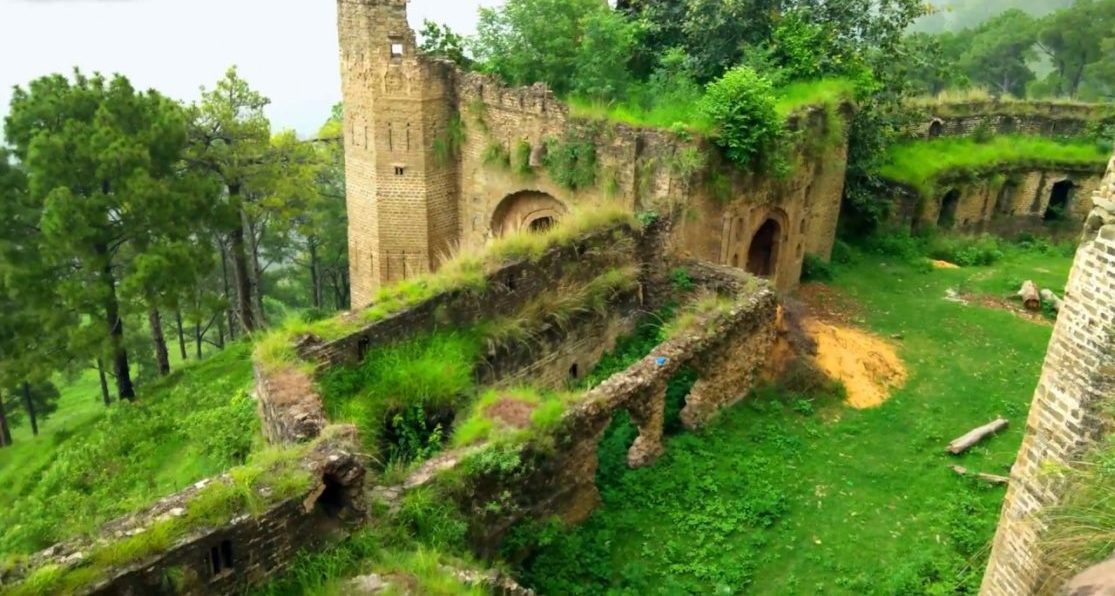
[3, 434, 366, 596]
[440, 262, 779, 555]
[889, 166, 1106, 236]
[907, 101, 1115, 140]
[981, 152, 1115, 595]
[339, 0, 851, 303]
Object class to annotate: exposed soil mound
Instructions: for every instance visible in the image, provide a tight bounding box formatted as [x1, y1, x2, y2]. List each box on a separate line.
[931, 259, 960, 269]
[803, 319, 907, 409]
[484, 398, 537, 429]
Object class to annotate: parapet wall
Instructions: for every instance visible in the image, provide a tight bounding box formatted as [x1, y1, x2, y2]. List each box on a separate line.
[907, 100, 1115, 140]
[390, 262, 779, 556]
[981, 152, 1115, 594]
[2, 432, 366, 596]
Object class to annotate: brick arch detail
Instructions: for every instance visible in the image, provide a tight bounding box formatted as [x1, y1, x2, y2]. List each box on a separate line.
[490, 190, 568, 237]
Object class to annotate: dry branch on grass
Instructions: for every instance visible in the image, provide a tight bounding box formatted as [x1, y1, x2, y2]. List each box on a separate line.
[947, 417, 1009, 454]
[950, 465, 1009, 485]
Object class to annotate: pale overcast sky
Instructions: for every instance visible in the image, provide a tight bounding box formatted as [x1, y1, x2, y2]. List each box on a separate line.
[0, 0, 500, 136]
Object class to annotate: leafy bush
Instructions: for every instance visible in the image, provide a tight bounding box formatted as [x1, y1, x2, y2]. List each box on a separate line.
[699, 66, 787, 171]
[927, 234, 1005, 267]
[801, 254, 834, 282]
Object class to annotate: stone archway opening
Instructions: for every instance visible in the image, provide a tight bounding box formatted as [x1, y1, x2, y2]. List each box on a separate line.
[746, 219, 782, 278]
[938, 189, 961, 229]
[490, 191, 566, 238]
[1044, 180, 1075, 221]
[928, 120, 944, 139]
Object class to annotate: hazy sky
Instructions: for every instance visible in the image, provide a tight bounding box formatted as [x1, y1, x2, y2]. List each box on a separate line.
[0, 0, 499, 136]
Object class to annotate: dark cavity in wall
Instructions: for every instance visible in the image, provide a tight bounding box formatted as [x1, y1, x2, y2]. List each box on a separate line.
[938, 189, 961, 229]
[1044, 180, 1075, 221]
[747, 219, 781, 278]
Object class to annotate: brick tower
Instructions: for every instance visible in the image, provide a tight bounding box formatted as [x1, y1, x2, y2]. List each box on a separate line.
[981, 151, 1115, 594]
[337, 0, 460, 307]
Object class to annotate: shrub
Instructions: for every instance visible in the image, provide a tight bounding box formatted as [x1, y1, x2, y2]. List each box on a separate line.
[927, 234, 1004, 267]
[801, 254, 834, 282]
[542, 132, 598, 190]
[699, 66, 786, 171]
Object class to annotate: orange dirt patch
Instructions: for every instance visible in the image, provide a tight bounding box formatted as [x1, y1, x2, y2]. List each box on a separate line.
[484, 398, 537, 429]
[931, 259, 960, 269]
[803, 318, 908, 409]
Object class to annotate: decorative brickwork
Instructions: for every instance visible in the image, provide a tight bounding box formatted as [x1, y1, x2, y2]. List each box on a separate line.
[981, 152, 1115, 595]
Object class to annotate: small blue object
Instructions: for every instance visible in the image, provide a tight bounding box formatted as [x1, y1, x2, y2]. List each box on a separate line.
[655, 356, 667, 366]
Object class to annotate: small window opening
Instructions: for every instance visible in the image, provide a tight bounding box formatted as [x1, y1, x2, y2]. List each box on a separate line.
[394, 166, 406, 176]
[209, 540, 234, 577]
[357, 336, 371, 360]
[390, 43, 404, 58]
[569, 363, 580, 380]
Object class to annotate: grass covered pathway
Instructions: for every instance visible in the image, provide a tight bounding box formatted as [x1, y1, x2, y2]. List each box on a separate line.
[520, 247, 1072, 594]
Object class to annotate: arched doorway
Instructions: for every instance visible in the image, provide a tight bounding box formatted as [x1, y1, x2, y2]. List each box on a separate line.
[928, 120, 944, 139]
[490, 191, 566, 237]
[938, 189, 961, 229]
[746, 219, 781, 278]
[1044, 180, 1074, 221]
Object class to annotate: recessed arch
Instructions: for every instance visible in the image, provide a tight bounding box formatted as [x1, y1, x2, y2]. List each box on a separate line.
[490, 190, 567, 238]
[1044, 179, 1075, 221]
[928, 119, 944, 139]
[747, 218, 782, 278]
[938, 189, 961, 229]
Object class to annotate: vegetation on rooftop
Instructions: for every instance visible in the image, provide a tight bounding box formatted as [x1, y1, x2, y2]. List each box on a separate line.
[878, 135, 1111, 197]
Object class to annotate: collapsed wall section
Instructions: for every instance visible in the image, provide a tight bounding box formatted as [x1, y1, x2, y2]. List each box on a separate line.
[981, 152, 1115, 595]
[908, 101, 1115, 140]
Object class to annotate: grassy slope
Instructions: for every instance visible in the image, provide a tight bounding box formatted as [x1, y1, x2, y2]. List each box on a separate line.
[0, 343, 257, 557]
[879, 136, 1110, 197]
[522, 247, 1071, 594]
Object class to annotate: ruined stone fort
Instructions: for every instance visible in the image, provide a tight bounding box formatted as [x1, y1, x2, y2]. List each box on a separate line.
[3, 1, 1113, 594]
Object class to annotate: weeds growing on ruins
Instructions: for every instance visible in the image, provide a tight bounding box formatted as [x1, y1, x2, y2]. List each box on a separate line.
[3, 0, 1115, 593]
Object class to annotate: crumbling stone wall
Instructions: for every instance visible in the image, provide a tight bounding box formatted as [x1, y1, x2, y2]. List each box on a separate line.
[3, 434, 366, 596]
[338, 0, 850, 303]
[431, 263, 778, 554]
[889, 166, 1106, 236]
[255, 221, 661, 446]
[981, 151, 1115, 595]
[909, 101, 1115, 140]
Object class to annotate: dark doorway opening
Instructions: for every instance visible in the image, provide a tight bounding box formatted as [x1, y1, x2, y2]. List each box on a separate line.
[928, 120, 944, 139]
[746, 219, 781, 278]
[938, 190, 961, 229]
[529, 217, 555, 233]
[208, 540, 234, 577]
[1044, 180, 1074, 221]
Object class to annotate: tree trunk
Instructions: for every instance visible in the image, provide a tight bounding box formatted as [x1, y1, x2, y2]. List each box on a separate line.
[195, 322, 203, 360]
[217, 317, 226, 349]
[220, 240, 237, 342]
[98, 243, 135, 400]
[149, 307, 171, 376]
[309, 238, 322, 309]
[0, 393, 12, 447]
[1018, 281, 1041, 311]
[175, 310, 188, 361]
[22, 382, 38, 436]
[245, 211, 267, 328]
[96, 358, 111, 406]
[228, 223, 257, 334]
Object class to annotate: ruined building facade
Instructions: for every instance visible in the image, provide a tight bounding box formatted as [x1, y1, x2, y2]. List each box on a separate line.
[982, 151, 1115, 594]
[337, 0, 851, 307]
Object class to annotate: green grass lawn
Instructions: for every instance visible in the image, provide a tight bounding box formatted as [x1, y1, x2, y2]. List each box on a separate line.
[0, 342, 257, 558]
[519, 246, 1072, 595]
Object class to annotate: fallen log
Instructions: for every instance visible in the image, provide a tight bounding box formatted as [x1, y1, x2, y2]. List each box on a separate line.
[1040, 289, 1063, 313]
[950, 465, 1010, 485]
[947, 417, 1009, 454]
[1017, 281, 1041, 311]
